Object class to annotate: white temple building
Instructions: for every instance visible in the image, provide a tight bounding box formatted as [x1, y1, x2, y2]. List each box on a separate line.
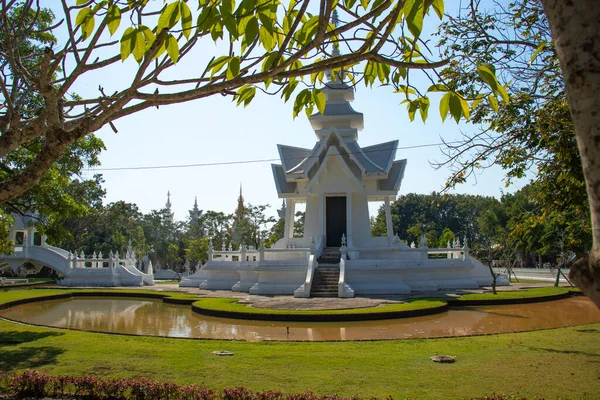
[180, 82, 504, 296]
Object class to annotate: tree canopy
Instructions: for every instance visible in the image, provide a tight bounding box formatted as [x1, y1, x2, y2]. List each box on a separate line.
[0, 0, 512, 205]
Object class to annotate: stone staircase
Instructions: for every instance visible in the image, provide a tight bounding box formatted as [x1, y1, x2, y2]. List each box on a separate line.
[317, 247, 341, 264]
[311, 248, 341, 297]
[310, 265, 340, 297]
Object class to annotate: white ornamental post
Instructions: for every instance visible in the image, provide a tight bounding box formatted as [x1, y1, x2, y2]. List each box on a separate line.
[340, 234, 348, 260]
[240, 244, 247, 262]
[208, 237, 214, 261]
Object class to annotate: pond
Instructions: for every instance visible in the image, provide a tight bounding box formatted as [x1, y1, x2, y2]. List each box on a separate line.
[1, 296, 598, 341]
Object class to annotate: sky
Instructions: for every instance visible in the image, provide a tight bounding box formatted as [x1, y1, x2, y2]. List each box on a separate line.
[47, 1, 530, 222]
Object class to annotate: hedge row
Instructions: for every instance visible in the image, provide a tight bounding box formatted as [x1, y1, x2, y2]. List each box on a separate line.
[0, 370, 542, 400]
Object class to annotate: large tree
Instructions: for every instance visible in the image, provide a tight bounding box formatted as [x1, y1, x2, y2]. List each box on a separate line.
[538, 0, 600, 305]
[0, 3, 105, 248]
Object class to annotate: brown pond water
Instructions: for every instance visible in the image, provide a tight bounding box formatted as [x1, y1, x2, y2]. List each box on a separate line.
[1, 296, 599, 341]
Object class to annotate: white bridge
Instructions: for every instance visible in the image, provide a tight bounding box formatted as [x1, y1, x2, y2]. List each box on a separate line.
[1, 216, 153, 287]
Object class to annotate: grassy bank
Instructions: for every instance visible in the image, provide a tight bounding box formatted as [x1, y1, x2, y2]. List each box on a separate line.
[0, 289, 599, 399]
[456, 286, 574, 301]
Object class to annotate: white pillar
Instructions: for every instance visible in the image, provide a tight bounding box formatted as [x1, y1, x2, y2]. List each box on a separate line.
[385, 196, 393, 245]
[285, 199, 296, 241]
[289, 200, 296, 239]
[283, 198, 293, 240]
[346, 193, 353, 248]
[318, 193, 325, 241]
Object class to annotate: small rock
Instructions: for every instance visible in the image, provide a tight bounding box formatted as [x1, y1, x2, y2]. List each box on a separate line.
[211, 350, 234, 356]
[430, 355, 455, 363]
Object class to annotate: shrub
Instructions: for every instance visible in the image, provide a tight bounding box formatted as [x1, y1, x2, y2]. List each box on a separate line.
[5, 370, 546, 400]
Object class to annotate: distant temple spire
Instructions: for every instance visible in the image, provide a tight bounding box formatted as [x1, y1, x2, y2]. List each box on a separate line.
[236, 184, 245, 219]
[164, 191, 174, 223]
[166, 191, 172, 209]
[189, 196, 203, 223]
[277, 199, 287, 220]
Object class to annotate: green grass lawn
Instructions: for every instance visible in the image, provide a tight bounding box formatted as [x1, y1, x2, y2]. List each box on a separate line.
[456, 286, 574, 301]
[0, 289, 599, 399]
[195, 297, 446, 315]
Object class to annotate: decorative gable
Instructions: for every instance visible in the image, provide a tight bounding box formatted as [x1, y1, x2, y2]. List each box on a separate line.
[306, 146, 364, 194]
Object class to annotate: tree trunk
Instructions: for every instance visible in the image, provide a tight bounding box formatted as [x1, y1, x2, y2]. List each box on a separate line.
[541, 0, 600, 307]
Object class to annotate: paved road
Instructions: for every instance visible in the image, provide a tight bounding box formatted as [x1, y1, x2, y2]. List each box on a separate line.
[493, 267, 571, 283]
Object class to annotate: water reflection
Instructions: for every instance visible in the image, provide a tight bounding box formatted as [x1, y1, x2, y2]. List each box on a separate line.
[1, 296, 599, 341]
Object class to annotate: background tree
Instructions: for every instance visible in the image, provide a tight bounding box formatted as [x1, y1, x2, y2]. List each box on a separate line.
[58, 200, 146, 257]
[438, 227, 455, 248]
[184, 237, 210, 266]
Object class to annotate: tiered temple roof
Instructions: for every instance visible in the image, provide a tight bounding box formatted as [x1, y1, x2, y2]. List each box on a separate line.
[272, 83, 406, 197]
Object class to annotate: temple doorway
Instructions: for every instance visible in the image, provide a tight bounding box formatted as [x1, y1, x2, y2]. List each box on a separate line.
[326, 196, 347, 247]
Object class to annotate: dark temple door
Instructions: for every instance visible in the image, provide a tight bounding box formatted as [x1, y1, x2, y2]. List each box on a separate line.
[326, 196, 347, 247]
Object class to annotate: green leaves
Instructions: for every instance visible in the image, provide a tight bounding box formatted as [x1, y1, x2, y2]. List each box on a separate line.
[208, 56, 232, 77]
[120, 27, 136, 61]
[403, 0, 425, 38]
[529, 41, 548, 65]
[165, 34, 179, 63]
[313, 89, 326, 115]
[132, 28, 146, 62]
[403, 97, 429, 122]
[226, 57, 240, 80]
[477, 63, 509, 103]
[364, 61, 390, 87]
[75, 8, 95, 40]
[281, 80, 299, 103]
[431, 0, 444, 20]
[120, 25, 177, 64]
[234, 85, 256, 107]
[119, 27, 144, 63]
[244, 16, 259, 44]
[292, 88, 324, 119]
[106, 5, 121, 36]
[439, 92, 469, 123]
[156, 1, 192, 40]
[180, 2, 193, 39]
[157, 2, 181, 33]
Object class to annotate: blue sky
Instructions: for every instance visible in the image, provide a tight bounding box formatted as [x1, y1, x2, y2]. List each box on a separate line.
[48, 1, 529, 221]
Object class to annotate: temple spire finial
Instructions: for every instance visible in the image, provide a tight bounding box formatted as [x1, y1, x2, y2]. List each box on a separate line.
[325, 9, 343, 83]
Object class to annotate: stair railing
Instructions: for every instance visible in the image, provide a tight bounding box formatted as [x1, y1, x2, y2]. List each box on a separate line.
[293, 254, 316, 298]
[338, 236, 355, 297]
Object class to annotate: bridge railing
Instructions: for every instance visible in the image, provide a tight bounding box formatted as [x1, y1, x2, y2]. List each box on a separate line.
[67, 250, 138, 269]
